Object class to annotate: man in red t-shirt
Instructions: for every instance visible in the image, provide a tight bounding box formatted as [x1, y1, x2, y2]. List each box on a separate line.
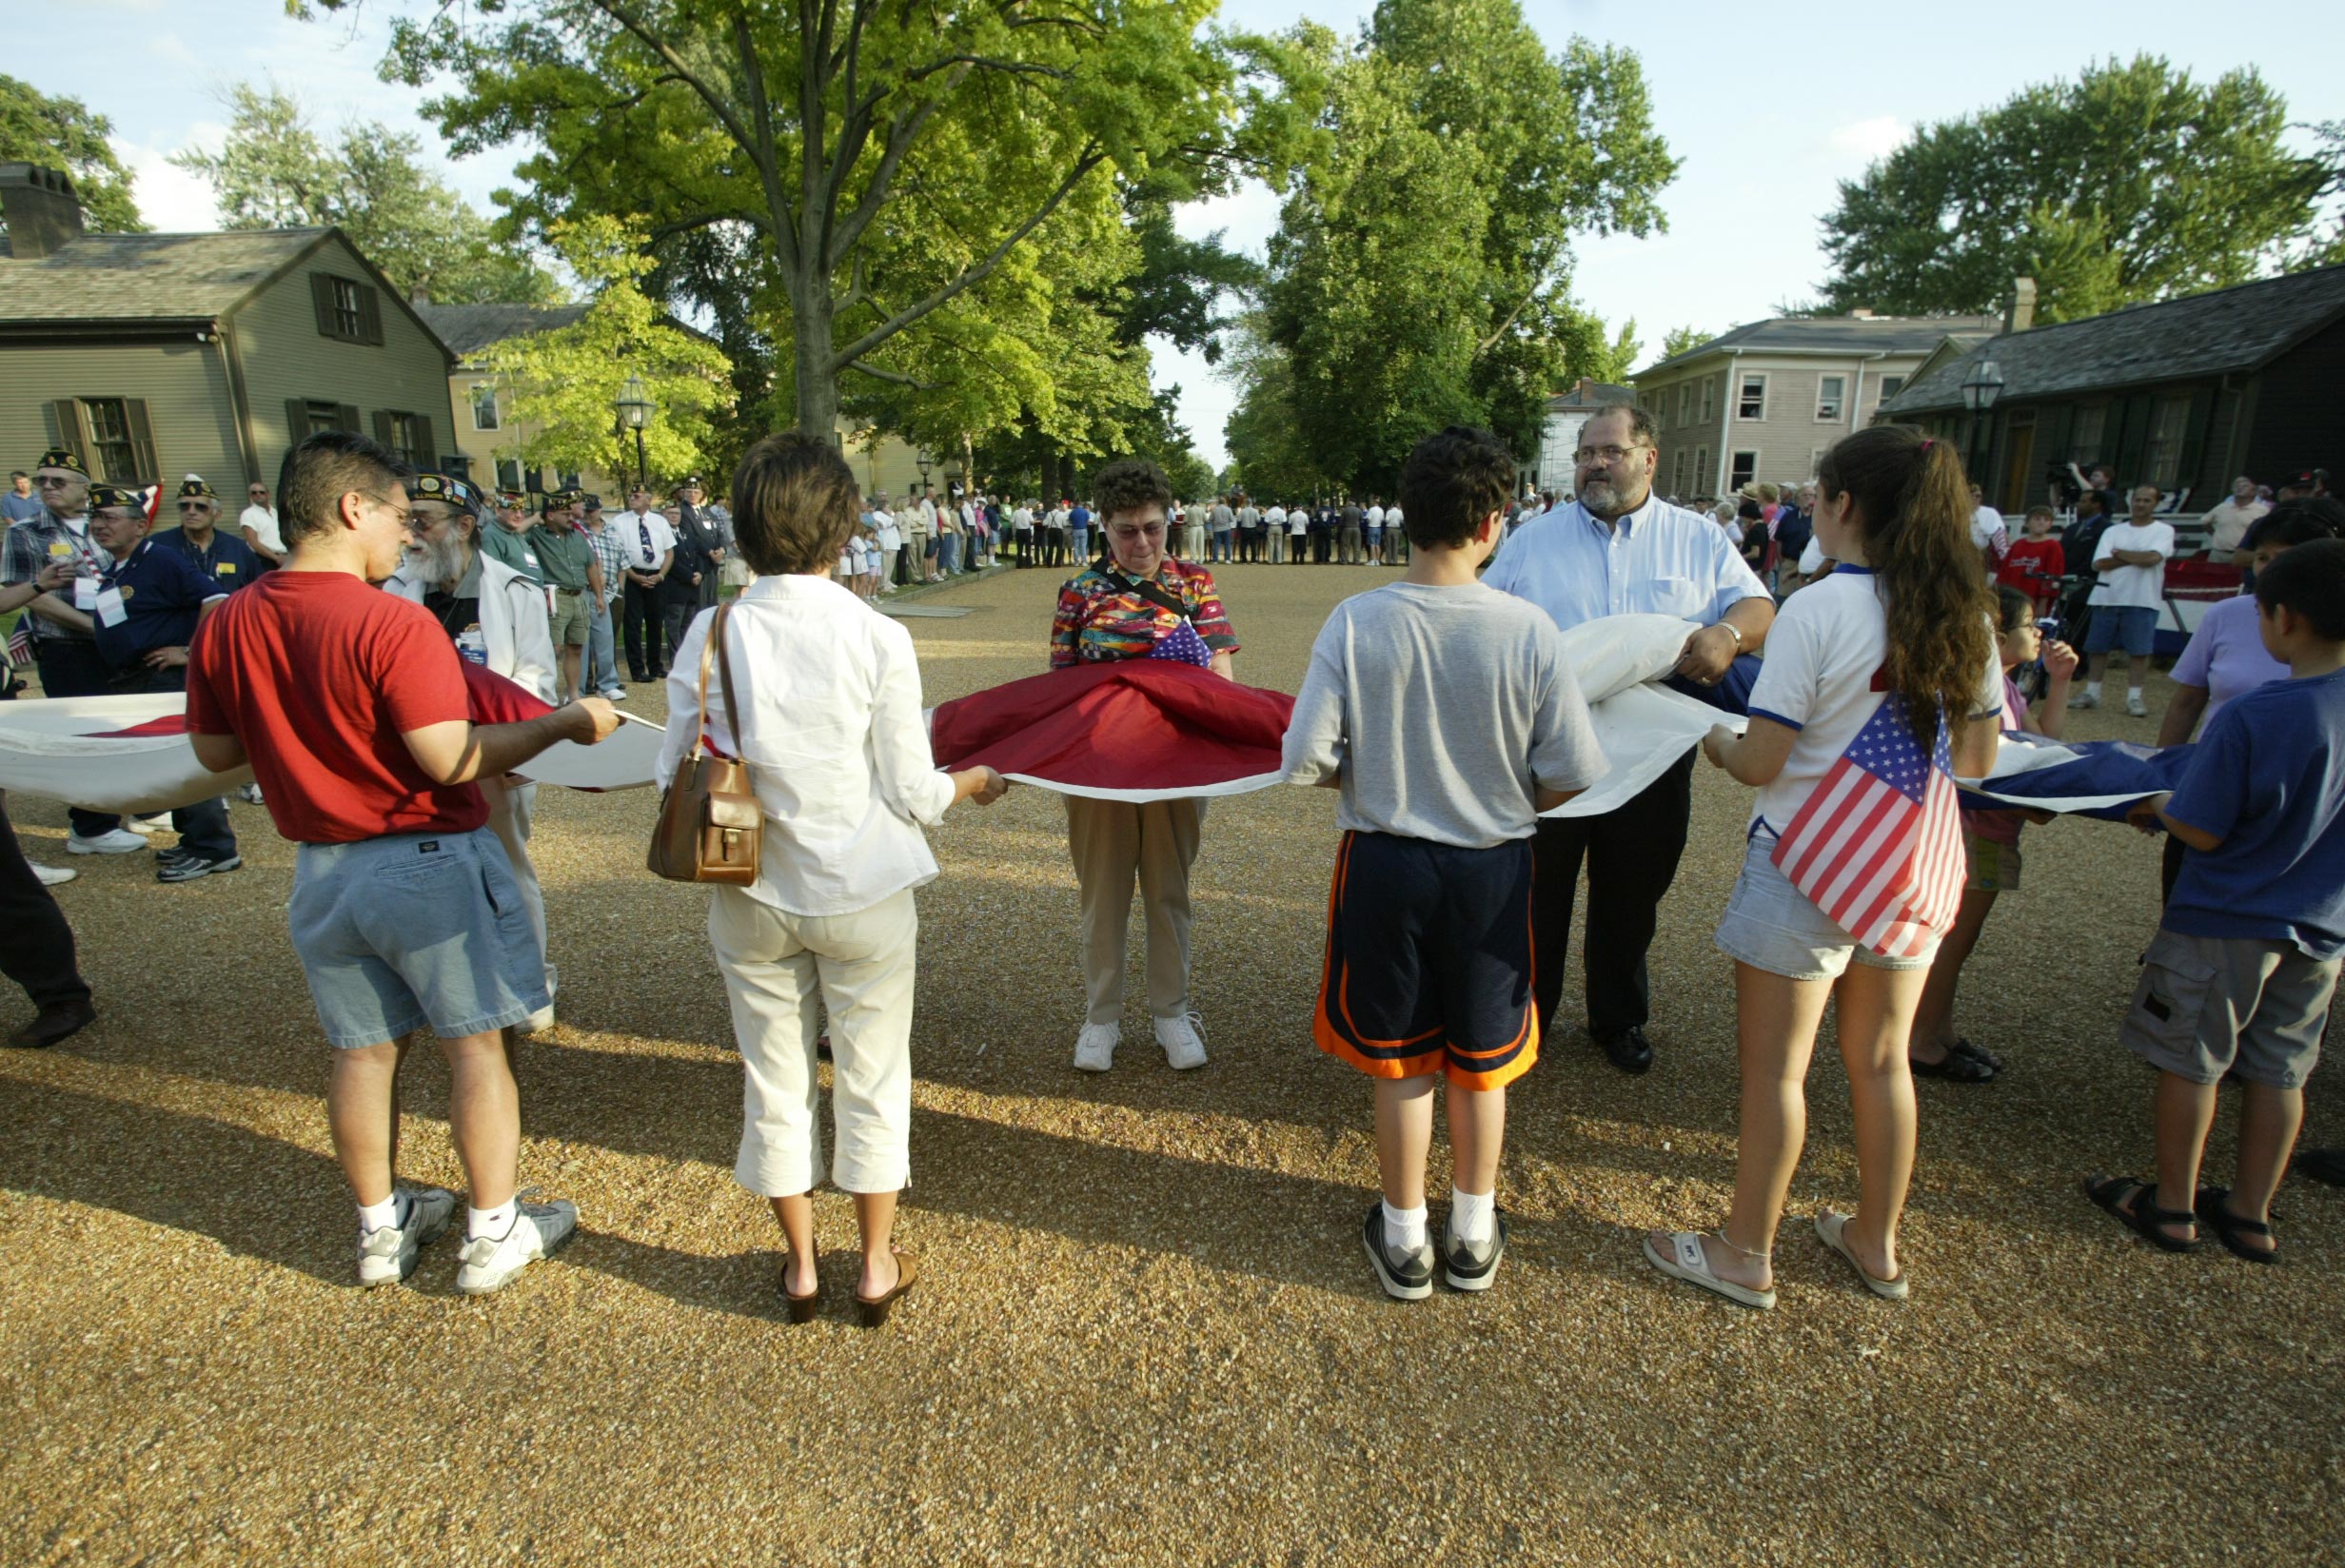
[186, 432, 617, 1294]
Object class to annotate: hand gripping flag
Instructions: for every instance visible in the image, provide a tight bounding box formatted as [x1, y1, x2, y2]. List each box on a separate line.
[930, 659, 1294, 802]
[1770, 695, 1964, 958]
[1146, 617, 1216, 669]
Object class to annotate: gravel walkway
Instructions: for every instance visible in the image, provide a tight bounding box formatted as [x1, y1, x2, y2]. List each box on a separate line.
[4, 563, 2338, 1565]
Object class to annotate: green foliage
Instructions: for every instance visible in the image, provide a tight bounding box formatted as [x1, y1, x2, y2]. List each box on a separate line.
[1815, 55, 2330, 323]
[1658, 323, 1711, 362]
[1220, 313, 1329, 502]
[169, 83, 557, 305]
[1251, 3, 1674, 494]
[0, 73, 145, 234]
[480, 217, 734, 487]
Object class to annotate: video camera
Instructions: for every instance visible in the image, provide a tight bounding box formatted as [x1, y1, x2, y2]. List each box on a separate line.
[2044, 464, 2082, 508]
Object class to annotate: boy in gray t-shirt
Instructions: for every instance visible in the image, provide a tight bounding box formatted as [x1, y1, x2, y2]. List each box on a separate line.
[1280, 426, 1606, 1302]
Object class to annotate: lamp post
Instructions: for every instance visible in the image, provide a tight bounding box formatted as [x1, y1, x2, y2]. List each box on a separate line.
[613, 373, 656, 492]
[915, 445, 936, 499]
[1958, 357, 2005, 488]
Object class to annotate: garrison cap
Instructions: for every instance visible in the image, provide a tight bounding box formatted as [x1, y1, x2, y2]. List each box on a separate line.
[36, 448, 89, 477]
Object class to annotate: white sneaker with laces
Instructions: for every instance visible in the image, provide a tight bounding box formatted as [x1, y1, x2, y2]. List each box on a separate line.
[456, 1195, 579, 1295]
[67, 829, 148, 855]
[31, 863, 75, 887]
[357, 1186, 458, 1286]
[2125, 693, 2148, 717]
[1154, 1010, 1209, 1070]
[1073, 1022, 1118, 1073]
[2066, 691, 2099, 710]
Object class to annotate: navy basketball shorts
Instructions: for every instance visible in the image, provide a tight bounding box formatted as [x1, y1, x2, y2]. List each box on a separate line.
[1312, 830, 1540, 1090]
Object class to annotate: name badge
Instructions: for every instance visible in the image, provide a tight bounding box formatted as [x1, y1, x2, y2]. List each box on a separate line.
[73, 576, 99, 609]
[95, 586, 128, 627]
[216, 562, 237, 576]
[48, 540, 73, 559]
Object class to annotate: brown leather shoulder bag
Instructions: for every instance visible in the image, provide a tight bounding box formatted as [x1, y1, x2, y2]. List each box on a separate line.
[647, 601, 762, 885]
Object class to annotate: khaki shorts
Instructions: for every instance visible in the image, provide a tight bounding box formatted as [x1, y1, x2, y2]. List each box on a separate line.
[549, 588, 590, 646]
[2119, 929, 2337, 1089]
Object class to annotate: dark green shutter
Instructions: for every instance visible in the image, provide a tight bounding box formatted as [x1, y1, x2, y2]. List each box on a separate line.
[358, 284, 384, 346]
[413, 416, 436, 468]
[47, 399, 92, 468]
[371, 410, 395, 450]
[285, 398, 311, 444]
[337, 404, 360, 436]
[124, 399, 159, 481]
[311, 273, 338, 338]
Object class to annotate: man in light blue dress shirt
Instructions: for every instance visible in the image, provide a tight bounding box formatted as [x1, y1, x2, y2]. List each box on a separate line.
[1483, 404, 1775, 1075]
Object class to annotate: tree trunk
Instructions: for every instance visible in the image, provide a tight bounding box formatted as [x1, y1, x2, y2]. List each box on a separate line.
[792, 284, 839, 437]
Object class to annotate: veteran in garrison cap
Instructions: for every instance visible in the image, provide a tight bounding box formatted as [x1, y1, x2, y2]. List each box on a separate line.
[154, 475, 263, 597]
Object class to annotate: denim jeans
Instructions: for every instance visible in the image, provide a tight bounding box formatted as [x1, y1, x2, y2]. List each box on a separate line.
[937, 532, 961, 574]
[587, 598, 620, 692]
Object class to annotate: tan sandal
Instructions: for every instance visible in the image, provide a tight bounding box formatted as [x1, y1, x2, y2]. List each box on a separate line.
[1814, 1211, 1909, 1300]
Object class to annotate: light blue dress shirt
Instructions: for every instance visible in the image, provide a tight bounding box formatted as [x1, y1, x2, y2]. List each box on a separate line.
[1483, 495, 1770, 633]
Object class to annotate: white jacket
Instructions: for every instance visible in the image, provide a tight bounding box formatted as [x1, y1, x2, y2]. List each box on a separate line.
[384, 549, 560, 704]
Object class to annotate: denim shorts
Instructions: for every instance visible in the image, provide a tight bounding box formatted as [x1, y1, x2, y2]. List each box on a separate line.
[1714, 831, 1937, 981]
[2085, 603, 2157, 655]
[289, 827, 549, 1048]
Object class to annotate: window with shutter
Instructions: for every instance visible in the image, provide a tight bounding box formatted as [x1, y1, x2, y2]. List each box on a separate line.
[413, 416, 436, 468]
[47, 399, 93, 469]
[371, 411, 396, 450]
[311, 273, 337, 337]
[336, 403, 361, 435]
[358, 284, 384, 345]
[81, 399, 138, 481]
[124, 400, 159, 480]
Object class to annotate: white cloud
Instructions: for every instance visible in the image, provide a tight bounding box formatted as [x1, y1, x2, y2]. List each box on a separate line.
[1826, 116, 1909, 163]
[1172, 177, 1283, 259]
[111, 128, 227, 233]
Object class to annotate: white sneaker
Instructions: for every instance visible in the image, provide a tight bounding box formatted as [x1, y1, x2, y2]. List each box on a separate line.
[357, 1186, 458, 1286]
[456, 1196, 579, 1295]
[2125, 693, 2148, 717]
[237, 782, 265, 805]
[123, 815, 161, 834]
[2066, 691, 2099, 710]
[1154, 1010, 1209, 1070]
[31, 863, 75, 887]
[67, 829, 148, 854]
[1073, 1023, 1119, 1073]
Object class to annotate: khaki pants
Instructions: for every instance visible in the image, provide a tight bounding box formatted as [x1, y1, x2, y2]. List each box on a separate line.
[1067, 795, 1203, 1027]
[1338, 524, 1363, 563]
[1182, 522, 1208, 560]
[1266, 529, 1288, 563]
[710, 885, 918, 1196]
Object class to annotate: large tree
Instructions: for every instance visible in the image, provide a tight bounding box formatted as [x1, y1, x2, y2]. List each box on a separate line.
[374, 0, 1296, 437]
[0, 74, 144, 236]
[1813, 55, 2330, 323]
[1255, 4, 1673, 494]
[171, 84, 557, 305]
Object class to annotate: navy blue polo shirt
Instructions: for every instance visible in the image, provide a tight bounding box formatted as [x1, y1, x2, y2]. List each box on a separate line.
[152, 524, 263, 595]
[2166, 666, 2345, 959]
[93, 539, 227, 669]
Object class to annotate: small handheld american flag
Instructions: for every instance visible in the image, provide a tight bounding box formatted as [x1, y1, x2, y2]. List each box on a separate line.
[1147, 617, 1216, 669]
[1769, 693, 1964, 958]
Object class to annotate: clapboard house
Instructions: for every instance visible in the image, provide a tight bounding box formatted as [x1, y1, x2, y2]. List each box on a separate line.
[0, 163, 458, 488]
[1879, 265, 2345, 517]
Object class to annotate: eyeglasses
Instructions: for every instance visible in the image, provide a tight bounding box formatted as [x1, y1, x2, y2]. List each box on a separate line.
[367, 492, 417, 526]
[177, 502, 211, 513]
[36, 475, 75, 487]
[248, 489, 266, 498]
[1573, 445, 1647, 467]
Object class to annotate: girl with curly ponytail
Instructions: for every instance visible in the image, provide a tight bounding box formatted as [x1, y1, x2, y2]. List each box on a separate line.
[1644, 424, 2004, 1312]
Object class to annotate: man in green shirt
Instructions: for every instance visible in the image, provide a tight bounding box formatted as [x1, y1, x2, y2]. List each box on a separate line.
[531, 490, 601, 702]
[476, 487, 546, 588]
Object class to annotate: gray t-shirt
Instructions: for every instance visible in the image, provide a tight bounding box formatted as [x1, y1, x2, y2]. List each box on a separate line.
[1281, 580, 1607, 848]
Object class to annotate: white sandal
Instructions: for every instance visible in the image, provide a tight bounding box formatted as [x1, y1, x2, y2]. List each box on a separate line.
[1642, 1228, 1776, 1310]
[1814, 1211, 1909, 1300]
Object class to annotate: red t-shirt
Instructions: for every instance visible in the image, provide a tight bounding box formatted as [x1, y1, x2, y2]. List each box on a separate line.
[186, 571, 488, 843]
[1997, 537, 2066, 598]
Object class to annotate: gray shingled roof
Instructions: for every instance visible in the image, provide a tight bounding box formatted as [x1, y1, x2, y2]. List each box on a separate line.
[0, 229, 331, 323]
[1547, 381, 1635, 410]
[414, 302, 590, 357]
[1634, 313, 2003, 379]
[1880, 265, 2345, 416]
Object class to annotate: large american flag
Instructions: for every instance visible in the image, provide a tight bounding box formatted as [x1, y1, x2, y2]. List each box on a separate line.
[1770, 693, 1964, 958]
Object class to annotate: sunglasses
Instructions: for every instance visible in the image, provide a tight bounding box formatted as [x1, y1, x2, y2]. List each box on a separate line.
[37, 475, 77, 487]
[177, 502, 212, 513]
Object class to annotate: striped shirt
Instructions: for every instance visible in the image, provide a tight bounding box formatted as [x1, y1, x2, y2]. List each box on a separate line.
[3, 511, 109, 643]
[584, 520, 628, 602]
[1049, 559, 1239, 668]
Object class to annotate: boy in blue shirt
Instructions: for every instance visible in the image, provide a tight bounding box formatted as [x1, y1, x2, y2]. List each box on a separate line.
[1281, 427, 1607, 1299]
[2090, 537, 2345, 1263]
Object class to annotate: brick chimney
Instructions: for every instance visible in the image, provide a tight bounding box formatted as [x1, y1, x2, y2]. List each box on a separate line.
[0, 164, 86, 260]
[2004, 277, 2037, 334]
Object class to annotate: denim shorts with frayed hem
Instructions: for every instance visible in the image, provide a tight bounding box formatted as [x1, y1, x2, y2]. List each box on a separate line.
[289, 827, 549, 1049]
[1714, 831, 1936, 982]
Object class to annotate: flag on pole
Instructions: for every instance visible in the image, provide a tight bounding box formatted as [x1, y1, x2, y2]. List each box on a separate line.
[1769, 694, 1964, 958]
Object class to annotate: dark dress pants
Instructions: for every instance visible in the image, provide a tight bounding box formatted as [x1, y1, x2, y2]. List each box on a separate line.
[33, 638, 123, 839]
[0, 793, 91, 1011]
[135, 668, 236, 861]
[622, 578, 666, 679]
[660, 578, 702, 660]
[1529, 747, 1698, 1040]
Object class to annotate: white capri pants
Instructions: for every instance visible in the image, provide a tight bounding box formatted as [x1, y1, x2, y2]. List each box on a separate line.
[708, 885, 918, 1197]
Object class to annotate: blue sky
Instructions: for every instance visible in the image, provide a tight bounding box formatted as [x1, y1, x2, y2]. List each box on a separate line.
[23, 0, 2342, 467]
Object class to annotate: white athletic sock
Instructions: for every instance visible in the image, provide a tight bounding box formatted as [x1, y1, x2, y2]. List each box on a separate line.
[2128, 686, 2144, 702]
[1381, 1200, 1428, 1255]
[2085, 681, 2103, 699]
[357, 1195, 399, 1232]
[468, 1199, 518, 1241]
[1449, 1186, 1495, 1246]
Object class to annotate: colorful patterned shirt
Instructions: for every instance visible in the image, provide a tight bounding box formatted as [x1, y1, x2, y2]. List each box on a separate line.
[1049, 559, 1239, 669]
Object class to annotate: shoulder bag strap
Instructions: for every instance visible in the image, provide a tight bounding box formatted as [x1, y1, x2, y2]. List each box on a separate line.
[1100, 565, 1192, 622]
[710, 600, 746, 759]
[690, 602, 723, 761]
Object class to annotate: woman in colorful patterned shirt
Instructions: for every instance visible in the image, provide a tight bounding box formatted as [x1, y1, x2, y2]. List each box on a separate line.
[1047, 459, 1240, 1073]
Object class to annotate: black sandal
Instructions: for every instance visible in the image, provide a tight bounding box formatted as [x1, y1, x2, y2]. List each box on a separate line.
[1912, 1039, 1999, 1082]
[2295, 1147, 2345, 1187]
[2193, 1186, 2278, 1264]
[2083, 1173, 2199, 1252]
[1955, 1036, 2004, 1070]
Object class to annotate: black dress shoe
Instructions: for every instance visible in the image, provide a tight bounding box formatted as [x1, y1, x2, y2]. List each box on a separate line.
[8, 998, 95, 1050]
[1595, 1026, 1654, 1075]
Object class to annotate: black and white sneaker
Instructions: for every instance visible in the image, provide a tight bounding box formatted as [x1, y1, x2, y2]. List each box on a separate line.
[1442, 1208, 1508, 1292]
[1361, 1204, 1434, 1301]
[357, 1186, 458, 1286]
[157, 852, 241, 884]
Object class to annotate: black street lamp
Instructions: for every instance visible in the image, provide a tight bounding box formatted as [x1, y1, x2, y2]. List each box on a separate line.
[614, 373, 656, 491]
[915, 445, 936, 493]
[1959, 357, 2005, 484]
